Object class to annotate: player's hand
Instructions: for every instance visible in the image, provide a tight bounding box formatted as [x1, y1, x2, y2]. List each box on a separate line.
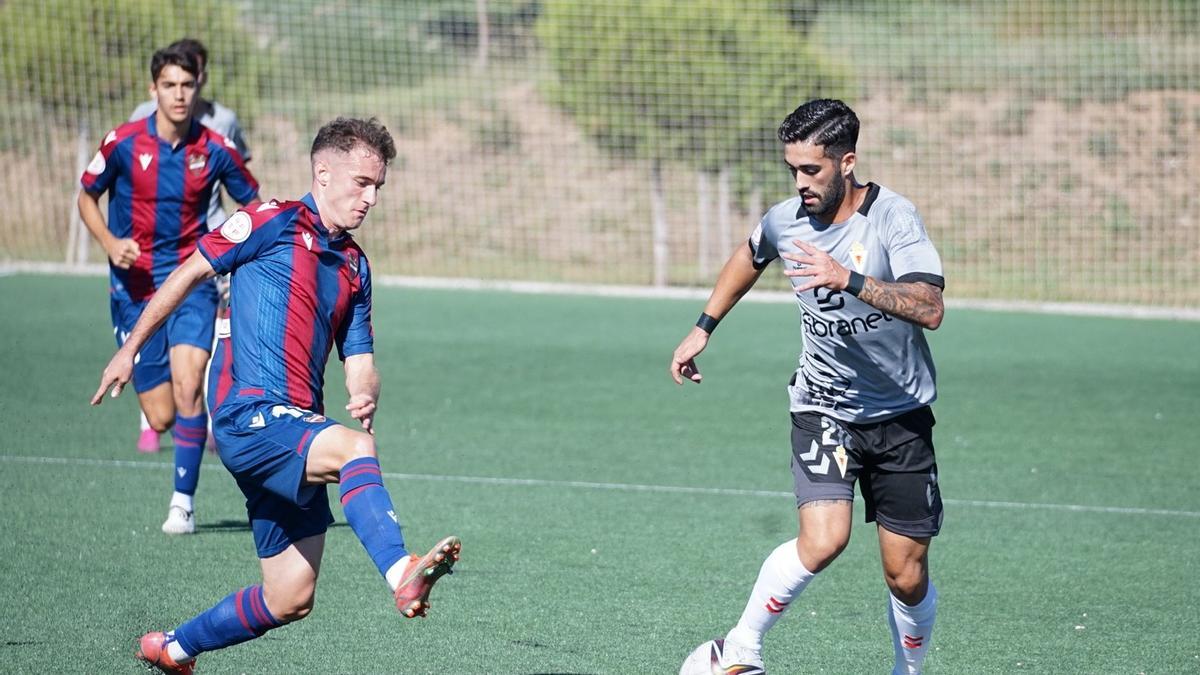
[91, 349, 135, 405]
[105, 238, 141, 270]
[346, 394, 377, 435]
[781, 240, 851, 294]
[669, 327, 709, 385]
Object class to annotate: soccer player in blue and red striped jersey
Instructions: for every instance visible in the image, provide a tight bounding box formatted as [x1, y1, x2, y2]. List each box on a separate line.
[78, 45, 260, 536]
[92, 117, 460, 672]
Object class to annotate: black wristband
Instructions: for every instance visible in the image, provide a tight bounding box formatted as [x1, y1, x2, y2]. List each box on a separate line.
[696, 312, 720, 334]
[845, 271, 866, 297]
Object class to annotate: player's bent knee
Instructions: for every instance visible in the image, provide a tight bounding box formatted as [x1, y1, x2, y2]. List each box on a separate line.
[262, 586, 316, 623]
[883, 567, 928, 604]
[171, 378, 204, 406]
[346, 431, 376, 461]
[272, 597, 315, 623]
[796, 531, 848, 572]
[146, 411, 174, 433]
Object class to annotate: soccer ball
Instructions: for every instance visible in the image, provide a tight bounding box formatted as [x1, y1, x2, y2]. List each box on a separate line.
[679, 638, 766, 675]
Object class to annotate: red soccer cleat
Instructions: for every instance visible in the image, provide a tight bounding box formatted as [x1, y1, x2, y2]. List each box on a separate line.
[394, 535, 461, 618]
[135, 631, 194, 674]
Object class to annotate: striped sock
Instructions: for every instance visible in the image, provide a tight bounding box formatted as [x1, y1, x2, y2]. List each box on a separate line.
[172, 412, 207, 497]
[339, 456, 408, 583]
[888, 582, 937, 675]
[172, 584, 283, 659]
[725, 539, 816, 652]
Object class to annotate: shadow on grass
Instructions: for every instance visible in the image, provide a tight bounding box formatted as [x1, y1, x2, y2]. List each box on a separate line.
[196, 520, 348, 533]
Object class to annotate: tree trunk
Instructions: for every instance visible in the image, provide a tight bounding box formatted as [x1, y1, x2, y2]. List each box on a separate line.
[717, 166, 731, 256]
[474, 0, 490, 71]
[67, 120, 90, 265]
[748, 187, 764, 232]
[696, 170, 712, 280]
[650, 161, 669, 287]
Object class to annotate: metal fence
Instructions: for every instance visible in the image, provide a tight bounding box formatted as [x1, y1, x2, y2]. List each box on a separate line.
[2, 0, 1197, 306]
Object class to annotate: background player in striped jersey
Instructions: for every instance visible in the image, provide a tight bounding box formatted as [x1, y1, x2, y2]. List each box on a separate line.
[671, 99, 945, 674]
[128, 38, 252, 455]
[92, 117, 460, 672]
[78, 45, 260, 535]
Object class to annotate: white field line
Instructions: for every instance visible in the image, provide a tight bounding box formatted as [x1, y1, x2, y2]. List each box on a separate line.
[2, 262, 1198, 321]
[2, 453, 1197, 519]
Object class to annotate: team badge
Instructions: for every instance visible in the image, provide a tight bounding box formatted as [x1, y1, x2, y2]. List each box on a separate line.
[86, 151, 106, 176]
[220, 211, 252, 243]
[186, 151, 207, 175]
[849, 241, 868, 272]
[138, 153, 153, 171]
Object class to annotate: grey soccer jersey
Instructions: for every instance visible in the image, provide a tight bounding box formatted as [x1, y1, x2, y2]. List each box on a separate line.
[130, 100, 251, 229]
[749, 183, 943, 423]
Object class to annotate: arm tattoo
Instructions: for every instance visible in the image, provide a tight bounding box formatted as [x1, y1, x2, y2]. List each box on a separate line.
[858, 278, 944, 329]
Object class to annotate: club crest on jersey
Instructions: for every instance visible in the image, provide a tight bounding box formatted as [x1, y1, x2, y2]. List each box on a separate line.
[186, 151, 207, 175]
[834, 444, 849, 477]
[220, 211, 252, 243]
[849, 242, 868, 272]
[86, 151, 106, 176]
[138, 153, 153, 171]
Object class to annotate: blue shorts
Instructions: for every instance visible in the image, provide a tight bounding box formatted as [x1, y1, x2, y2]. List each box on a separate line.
[110, 281, 218, 393]
[213, 394, 340, 558]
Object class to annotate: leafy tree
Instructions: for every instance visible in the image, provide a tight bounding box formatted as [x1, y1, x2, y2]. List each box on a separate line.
[538, 0, 851, 284]
[0, 0, 271, 131]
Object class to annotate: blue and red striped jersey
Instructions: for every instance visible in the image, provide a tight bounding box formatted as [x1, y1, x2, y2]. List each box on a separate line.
[197, 194, 374, 412]
[81, 116, 258, 302]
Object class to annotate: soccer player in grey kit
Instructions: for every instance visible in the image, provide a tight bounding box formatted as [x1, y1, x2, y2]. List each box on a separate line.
[671, 99, 945, 675]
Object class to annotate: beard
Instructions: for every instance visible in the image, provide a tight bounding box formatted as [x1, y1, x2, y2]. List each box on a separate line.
[804, 174, 846, 221]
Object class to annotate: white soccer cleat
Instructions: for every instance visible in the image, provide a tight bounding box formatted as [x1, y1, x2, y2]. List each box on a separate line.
[161, 505, 195, 535]
[679, 638, 766, 675]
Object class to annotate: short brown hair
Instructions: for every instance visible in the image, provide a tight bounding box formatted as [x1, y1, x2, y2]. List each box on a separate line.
[150, 45, 200, 82]
[310, 117, 396, 164]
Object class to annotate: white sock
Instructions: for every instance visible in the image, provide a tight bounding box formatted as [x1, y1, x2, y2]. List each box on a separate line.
[888, 582, 938, 675]
[165, 634, 193, 663]
[140, 412, 152, 432]
[725, 539, 815, 652]
[384, 556, 413, 591]
[169, 491, 194, 513]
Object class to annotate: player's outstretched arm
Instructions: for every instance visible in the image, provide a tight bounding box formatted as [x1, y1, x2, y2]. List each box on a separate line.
[91, 251, 217, 404]
[781, 240, 944, 330]
[344, 353, 381, 435]
[670, 243, 766, 385]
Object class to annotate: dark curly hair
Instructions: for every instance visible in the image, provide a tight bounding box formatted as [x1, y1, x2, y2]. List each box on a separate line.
[777, 99, 859, 160]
